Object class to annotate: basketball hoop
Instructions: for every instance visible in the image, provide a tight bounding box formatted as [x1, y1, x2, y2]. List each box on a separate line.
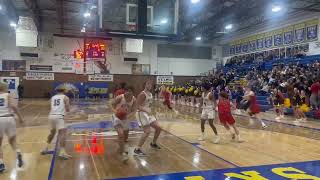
[128, 24, 137, 31]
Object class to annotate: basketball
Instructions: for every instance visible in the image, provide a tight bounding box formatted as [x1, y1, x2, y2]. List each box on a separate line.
[116, 107, 128, 120]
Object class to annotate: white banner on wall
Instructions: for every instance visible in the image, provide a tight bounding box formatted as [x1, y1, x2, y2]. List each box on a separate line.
[156, 76, 174, 85]
[26, 72, 54, 80]
[88, 74, 113, 82]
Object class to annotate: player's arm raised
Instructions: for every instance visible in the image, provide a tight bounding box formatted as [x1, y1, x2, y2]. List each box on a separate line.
[8, 94, 24, 124]
[136, 92, 150, 114]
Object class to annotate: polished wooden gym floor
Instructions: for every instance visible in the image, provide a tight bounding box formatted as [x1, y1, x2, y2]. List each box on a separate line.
[2, 99, 320, 180]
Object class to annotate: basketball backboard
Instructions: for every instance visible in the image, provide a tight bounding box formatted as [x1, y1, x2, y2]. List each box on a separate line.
[100, 0, 178, 35]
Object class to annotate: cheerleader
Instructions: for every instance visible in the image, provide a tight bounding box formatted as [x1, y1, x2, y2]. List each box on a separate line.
[160, 86, 173, 110]
[217, 91, 242, 142]
[244, 87, 267, 129]
[189, 86, 196, 107]
[172, 86, 178, 105]
[292, 88, 302, 121]
[299, 90, 307, 122]
[194, 87, 202, 108]
[293, 89, 307, 122]
[272, 88, 285, 120]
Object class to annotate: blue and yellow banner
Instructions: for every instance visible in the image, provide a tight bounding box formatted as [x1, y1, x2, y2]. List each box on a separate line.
[273, 29, 283, 46]
[283, 26, 294, 45]
[53, 82, 109, 98]
[228, 18, 318, 55]
[294, 22, 306, 43]
[306, 19, 318, 41]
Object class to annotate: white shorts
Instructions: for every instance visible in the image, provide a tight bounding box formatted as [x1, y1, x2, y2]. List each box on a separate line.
[136, 111, 157, 127]
[201, 108, 215, 120]
[112, 114, 130, 130]
[0, 116, 16, 138]
[49, 115, 65, 130]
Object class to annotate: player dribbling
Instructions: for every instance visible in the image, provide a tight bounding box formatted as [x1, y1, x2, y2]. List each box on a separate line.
[111, 87, 137, 161]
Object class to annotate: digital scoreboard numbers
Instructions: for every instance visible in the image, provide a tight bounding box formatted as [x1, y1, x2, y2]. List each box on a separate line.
[74, 43, 106, 59]
[86, 43, 106, 59]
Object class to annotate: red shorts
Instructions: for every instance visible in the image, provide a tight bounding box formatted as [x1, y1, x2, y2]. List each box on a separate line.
[218, 113, 235, 126]
[163, 100, 172, 110]
[250, 104, 260, 114]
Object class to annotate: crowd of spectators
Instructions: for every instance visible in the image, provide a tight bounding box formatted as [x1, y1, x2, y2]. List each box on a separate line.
[186, 60, 320, 111]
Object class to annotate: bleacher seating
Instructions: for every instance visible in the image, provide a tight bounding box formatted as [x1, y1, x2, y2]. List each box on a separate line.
[224, 55, 320, 73]
[225, 55, 320, 119]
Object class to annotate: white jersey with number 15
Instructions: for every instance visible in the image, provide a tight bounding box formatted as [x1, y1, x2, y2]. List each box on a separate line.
[50, 94, 66, 116]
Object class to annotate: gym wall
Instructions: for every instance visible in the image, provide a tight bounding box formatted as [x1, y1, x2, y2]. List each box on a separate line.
[0, 31, 219, 76]
[0, 71, 200, 98]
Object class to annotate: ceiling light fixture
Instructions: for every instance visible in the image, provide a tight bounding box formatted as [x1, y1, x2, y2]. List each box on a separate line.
[191, 0, 200, 4]
[160, 19, 168, 24]
[272, 5, 282, 12]
[81, 27, 86, 32]
[10, 21, 17, 28]
[195, 36, 202, 41]
[225, 24, 233, 30]
[83, 12, 91, 18]
[90, 5, 97, 9]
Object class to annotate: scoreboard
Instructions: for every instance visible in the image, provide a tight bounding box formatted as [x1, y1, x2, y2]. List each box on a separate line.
[74, 43, 106, 59]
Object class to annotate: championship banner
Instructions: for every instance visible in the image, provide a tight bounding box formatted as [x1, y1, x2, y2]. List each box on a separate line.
[264, 33, 273, 48]
[265, 37, 272, 48]
[249, 35, 257, 52]
[229, 45, 235, 55]
[235, 43, 241, 54]
[26, 72, 54, 80]
[294, 23, 305, 43]
[283, 26, 294, 45]
[249, 40, 256, 52]
[257, 33, 264, 49]
[241, 39, 249, 53]
[88, 74, 113, 82]
[156, 76, 174, 85]
[273, 29, 283, 46]
[306, 19, 318, 41]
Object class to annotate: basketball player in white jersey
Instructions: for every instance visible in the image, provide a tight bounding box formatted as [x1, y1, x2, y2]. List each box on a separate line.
[134, 80, 162, 156]
[0, 83, 24, 172]
[111, 87, 137, 161]
[41, 88, 71, 159]
[198, 83, 219, 143]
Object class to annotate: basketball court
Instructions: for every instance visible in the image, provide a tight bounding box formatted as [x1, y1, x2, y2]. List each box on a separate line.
[0, 0, 320, 179]
[0, 99, 319, 179]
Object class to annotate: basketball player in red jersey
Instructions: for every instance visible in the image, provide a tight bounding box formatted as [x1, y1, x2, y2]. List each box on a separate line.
[134, 80, 162, 156]
[160, 85, 173, 110]
[159, 85, 179, 114]
[111, 87, 137, 161]
[217, 91, 242, 142]
[244, 87, 267, 129]
[114, 83, 126, 97]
